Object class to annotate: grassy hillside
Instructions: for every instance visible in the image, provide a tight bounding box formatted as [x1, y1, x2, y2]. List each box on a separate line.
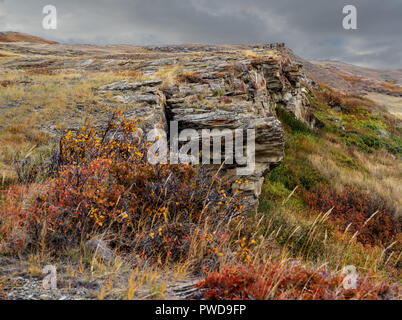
[0, 44, 401, 300]
[0, 32, 58, 44]
[261, 84, 401, 281]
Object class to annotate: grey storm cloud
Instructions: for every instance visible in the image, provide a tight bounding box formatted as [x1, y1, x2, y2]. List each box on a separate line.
[0, 0, 401, 68]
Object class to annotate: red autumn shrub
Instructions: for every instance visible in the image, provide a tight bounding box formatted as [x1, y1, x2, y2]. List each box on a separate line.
[0, 114, 246, 262]
[0, 184, 49, 253]
[176, 72, 209, 84]
[316, 87, 343, 108]
[303, 183, 401, 247]
[196, 263, 401, 300]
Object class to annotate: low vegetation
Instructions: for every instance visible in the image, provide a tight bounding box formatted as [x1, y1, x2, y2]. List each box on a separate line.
[197, 263, 399, 300]
[0, 47, 400, 300]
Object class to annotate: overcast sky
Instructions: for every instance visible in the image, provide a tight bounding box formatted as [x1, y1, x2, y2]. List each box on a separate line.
[0, 0, 401, 69]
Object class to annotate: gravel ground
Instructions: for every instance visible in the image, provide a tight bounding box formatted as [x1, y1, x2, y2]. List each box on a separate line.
[3, 276, 90, 300]
[0, 256, 102, 300]
[0, 255, 200, 300]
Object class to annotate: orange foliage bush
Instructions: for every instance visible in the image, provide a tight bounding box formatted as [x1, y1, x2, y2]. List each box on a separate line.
[0, 114, 245, 262]
[316, 87, 343, 108]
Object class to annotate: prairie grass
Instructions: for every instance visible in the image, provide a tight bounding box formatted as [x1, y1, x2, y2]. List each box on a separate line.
[153, 66, 182, 88]
[260, 99, 401, 285]
[0, 51, 401, 300]
[309, 144, 402, 215]
[382, 82, 402, 94]
[0, 67, 140, 185]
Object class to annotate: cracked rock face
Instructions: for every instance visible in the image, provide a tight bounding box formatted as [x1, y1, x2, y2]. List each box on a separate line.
[98, 48, 310, 212]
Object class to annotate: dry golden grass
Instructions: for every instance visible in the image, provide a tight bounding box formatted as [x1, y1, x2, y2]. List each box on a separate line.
[153, 66, 182, 88]
[365, 92, 402, 119]
[382, 82, 402, 94]
[0, 51, 17, 58]
[0, 67, 140, 183]
[332, 71, 364, 83]
[242, 50, 264, 60]
[258, 201, 396, 279]
[113, 70, 148, 80]
[308, 136, 402, 216]
[0, 43, 400, 299]
[242, 49, 279, 60]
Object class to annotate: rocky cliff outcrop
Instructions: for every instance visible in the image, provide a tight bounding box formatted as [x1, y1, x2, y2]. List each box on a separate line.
[98, 47, 310, 212]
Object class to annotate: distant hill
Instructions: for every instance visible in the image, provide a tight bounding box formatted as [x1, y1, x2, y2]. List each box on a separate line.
[0, 31, 58, 44]
[310, 60, 402, 86]
[282, 47, 402, 90]
[281, 47, 402, 118]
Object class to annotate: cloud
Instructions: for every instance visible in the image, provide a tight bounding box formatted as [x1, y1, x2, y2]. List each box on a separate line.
[0, 0, 401, 68]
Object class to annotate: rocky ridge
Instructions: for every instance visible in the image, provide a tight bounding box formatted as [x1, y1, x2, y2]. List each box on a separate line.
[96, 47, 311, 211]
[0, 41, 312, 211]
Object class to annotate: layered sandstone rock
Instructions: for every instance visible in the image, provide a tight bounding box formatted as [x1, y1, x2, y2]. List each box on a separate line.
[98, 47, 310, 212]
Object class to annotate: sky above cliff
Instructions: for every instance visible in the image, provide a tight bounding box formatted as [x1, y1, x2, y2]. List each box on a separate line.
[0, 0, 401, 69]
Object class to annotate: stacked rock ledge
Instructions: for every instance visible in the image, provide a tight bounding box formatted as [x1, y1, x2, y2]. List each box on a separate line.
[97, 48, 312, 213]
